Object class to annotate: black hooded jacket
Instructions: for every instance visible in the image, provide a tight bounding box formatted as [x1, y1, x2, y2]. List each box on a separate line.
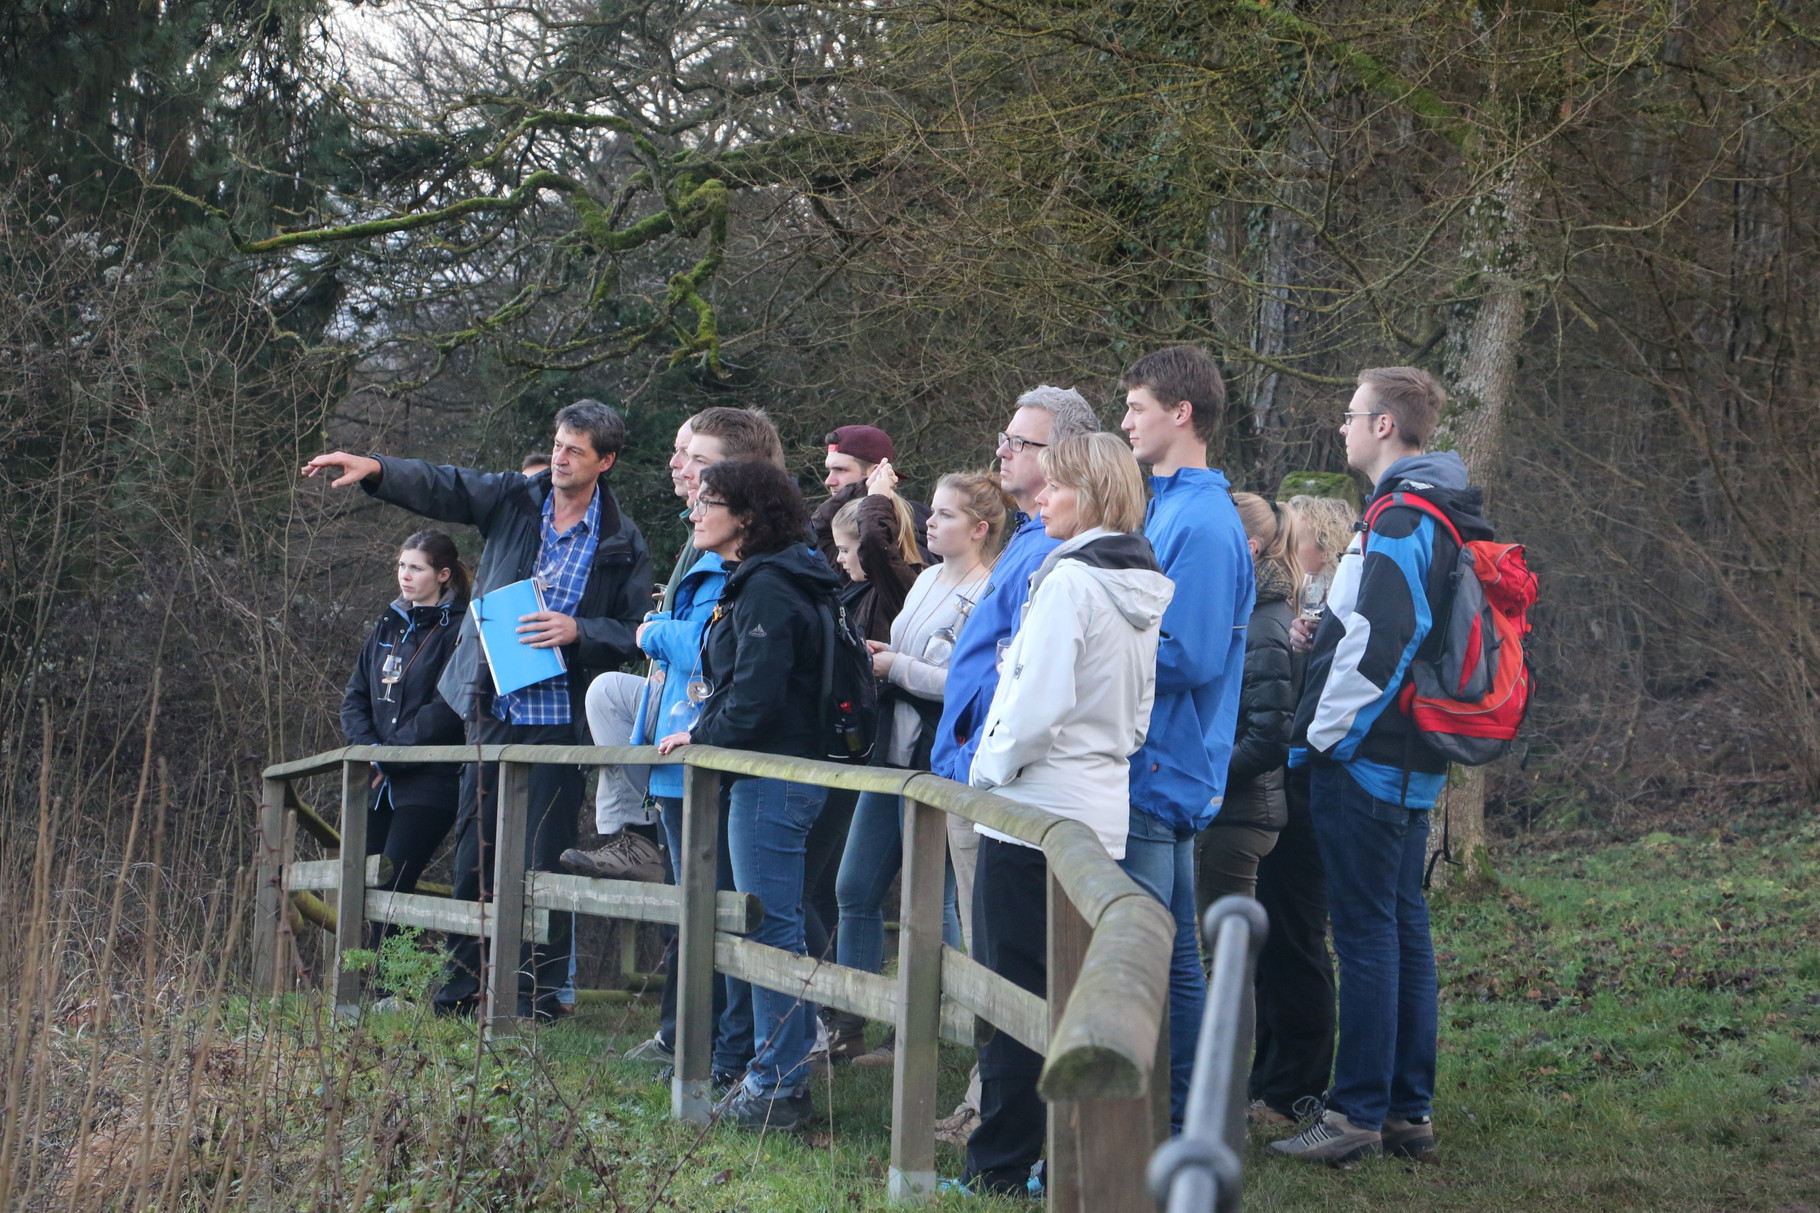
[1215, 559, 1298, 831]
[694, 542, 845, 760]
[341, 597, 468, 807]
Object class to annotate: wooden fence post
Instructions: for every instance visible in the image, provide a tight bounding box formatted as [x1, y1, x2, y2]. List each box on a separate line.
[673, 761, 721, 1123]
[333, 761, 368, 1015]
[487, 760, 531, 1037]
[888, 797, 946, 1203]
[253, 777, 287, 995]
[1045, 870, 1155, 1213]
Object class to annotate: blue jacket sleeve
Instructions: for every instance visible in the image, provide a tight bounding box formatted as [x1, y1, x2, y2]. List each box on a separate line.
[642, 616, 708, 672]
[1150, 511, 1253, 697]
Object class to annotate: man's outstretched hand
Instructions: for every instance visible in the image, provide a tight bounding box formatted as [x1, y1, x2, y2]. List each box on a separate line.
[302, 451, 382, 488]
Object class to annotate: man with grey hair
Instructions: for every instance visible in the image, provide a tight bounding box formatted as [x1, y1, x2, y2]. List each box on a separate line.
[926, 384, 1098, 1156]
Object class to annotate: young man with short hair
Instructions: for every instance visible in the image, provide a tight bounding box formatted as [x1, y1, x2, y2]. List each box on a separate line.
[1272, 366, 1488, 1165]
[1117, 345, 1255, 1127]
[303, 400, 653, 1020]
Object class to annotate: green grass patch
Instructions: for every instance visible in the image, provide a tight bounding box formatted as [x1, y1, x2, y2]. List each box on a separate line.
[17, 824, 1820, 1209]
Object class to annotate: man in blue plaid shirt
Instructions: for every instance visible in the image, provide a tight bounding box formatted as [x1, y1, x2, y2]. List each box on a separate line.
[306, 400, 653, 1019]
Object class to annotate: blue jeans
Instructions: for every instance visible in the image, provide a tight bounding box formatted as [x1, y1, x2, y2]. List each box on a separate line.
[712, 777, 827, 1096]
[1307, 763, 1437, 1131]
[1117, 805, 1204, 1128]
[835, 791, 904, 974]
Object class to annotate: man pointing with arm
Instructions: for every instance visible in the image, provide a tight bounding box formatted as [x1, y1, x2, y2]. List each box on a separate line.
[304, 398, 652, 1020]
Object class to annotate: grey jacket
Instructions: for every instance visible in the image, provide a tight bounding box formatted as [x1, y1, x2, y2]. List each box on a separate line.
[363, 457, 653, 727]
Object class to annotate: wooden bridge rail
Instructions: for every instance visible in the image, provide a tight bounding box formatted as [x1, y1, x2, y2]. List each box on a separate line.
[255, 742, 1172, 1210]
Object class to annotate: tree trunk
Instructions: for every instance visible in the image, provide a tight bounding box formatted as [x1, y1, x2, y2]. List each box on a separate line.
[1433, 153, 1539, 883]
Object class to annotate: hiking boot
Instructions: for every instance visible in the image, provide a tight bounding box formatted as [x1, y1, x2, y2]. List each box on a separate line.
[717, 1084, 815, 1133]
[560, 831, 665, 882]
[823, 1009, 870, 1062]
[933, 1104, 980, 1149]
[1383, 1115, 1438, 1163]
[1268, 1109, 1382, 1165]
[623, 1034, 675, 1065]
[850, 1031, 896, 1068]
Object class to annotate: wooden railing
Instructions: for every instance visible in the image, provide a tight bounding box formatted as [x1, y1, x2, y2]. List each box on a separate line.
[255, 743, 1175, 1210]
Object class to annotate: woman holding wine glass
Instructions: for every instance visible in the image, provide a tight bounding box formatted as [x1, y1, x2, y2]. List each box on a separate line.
[340, 530, 471, 950]
[1246, 493, 1358, 1126]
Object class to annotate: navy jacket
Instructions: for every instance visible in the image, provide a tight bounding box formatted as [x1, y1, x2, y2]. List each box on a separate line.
[694, 543, 843, 760]
[1291, 451, 1492, 806]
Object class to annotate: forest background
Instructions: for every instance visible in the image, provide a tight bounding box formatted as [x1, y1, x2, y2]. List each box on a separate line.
[2, 0, 1816, 1013]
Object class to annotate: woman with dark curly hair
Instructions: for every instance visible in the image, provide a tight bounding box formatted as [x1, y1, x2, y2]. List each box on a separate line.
[657, 458, 841, 1133]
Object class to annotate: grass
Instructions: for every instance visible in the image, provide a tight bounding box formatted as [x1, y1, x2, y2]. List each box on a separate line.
[9, 820, 1820, 1210]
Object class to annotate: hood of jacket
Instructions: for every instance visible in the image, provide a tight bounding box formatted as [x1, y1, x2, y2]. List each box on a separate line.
[1373, 450, 1493, 542]
[1030, 528, 1171, 631]
[723, 541, 843, 599]
[386, 594, 467, 630]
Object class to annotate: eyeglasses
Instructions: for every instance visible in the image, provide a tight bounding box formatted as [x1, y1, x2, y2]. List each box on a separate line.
[689, 497, 730, 516]
[997, 431, 1048, 454]
[1339, 411, 1385, 427]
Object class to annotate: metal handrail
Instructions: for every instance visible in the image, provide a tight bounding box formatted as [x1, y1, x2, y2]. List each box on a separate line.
[1147, 896, 1269, 1213]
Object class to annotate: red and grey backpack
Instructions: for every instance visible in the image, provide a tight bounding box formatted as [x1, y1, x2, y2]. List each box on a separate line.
[1362, 490, 1538, 765]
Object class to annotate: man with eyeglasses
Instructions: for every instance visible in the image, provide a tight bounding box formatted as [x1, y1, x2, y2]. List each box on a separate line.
[1273, 366, 1488, 1166]
[929, 384, 1098, 1175]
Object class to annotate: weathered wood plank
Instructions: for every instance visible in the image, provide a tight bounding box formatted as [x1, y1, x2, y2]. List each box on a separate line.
[940, 946, 1047, 1053]
[673, 764, 720, 1122]
[333, 762, 369, 1013]
[527, 872, 761, 934]
[889, 797, 946, 1203]
[1046, 872, 1090, 1213]
[253, 778, 286, 994]
[1044, 871, 1160, 1213]
[711, 935, 976, 1048]
[487, 761, 530, 1037]
[367, 891, 550, 942]
[1039, 890, 1172, 1103]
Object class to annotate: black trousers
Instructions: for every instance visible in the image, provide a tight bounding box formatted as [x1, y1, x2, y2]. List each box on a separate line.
[364, 786, 458, 953]
[1248, 765, 1337, 1112]
[434, 716, 582, 1018]
[963, 836, 1049, 1195]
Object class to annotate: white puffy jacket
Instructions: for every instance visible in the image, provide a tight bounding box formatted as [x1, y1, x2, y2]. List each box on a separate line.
[970, 528, 1174, 859]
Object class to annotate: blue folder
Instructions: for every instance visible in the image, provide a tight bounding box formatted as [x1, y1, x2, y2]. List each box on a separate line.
[471, 578, 567, 695]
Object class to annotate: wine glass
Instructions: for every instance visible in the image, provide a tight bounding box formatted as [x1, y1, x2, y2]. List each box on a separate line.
[668, 677, 710, 732]
[1300, 575, 1328, 620]
[923, 625, 956, 667]
[379, 651, 404, 702]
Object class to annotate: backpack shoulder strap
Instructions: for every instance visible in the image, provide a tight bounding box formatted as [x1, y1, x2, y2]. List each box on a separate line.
[1362, 489, 1465, 665]
[1362, 489, 1464, 549]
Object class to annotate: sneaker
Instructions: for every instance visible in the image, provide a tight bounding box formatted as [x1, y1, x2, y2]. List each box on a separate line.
[933, 1104, 980, 1149]
[559, 831, 665, 882]
[1267, 1109, 1382, 1165]
[623, 1034, 675, 1065]
[717, 1084, 815, 1133]
[1383, 1115, 1438, 1163]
